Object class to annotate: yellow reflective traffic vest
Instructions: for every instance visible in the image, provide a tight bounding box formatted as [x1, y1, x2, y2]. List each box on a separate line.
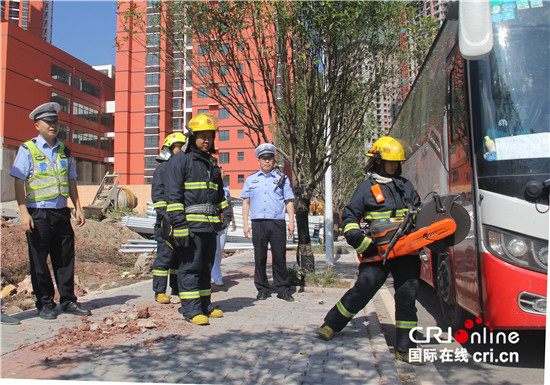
[23, 140, 70, 202]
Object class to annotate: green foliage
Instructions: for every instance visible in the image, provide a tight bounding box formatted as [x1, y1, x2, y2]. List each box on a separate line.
[288, 264, 345, 288]
[305, 266, 344, 288]
[106, 208, 136, 220]
[117, 0, 440, 246]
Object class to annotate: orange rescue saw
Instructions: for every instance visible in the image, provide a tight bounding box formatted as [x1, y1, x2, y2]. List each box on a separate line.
[358, 193, 470, 264]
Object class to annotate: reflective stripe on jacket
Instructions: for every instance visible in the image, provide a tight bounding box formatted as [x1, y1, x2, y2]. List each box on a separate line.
[165, 148, 233, 233]
[23, 140, 69, 202]
[342, 175, 421, 259]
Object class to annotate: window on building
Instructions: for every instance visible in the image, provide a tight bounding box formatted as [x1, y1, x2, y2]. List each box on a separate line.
[146, 73, 160, 86]
[173, 58, 183, 72]
[218, 153, 229, 164]
[219, 65, 230, 76]
[219, 43, 230, 55]
[198, 87, 209, 98]
[237, 63, 244, 73]
[74, 77, 100, 98]
[144, 135, 159, 148]
[73, 130, 98, 148]
[238, 174, 245, 184]
[51, 64, 71, 86]
[146, 53, 160, 66]
[219, 130, 229, 142]
[237, 129, 244, 139]
[172, 78, 182, 90]
[58, 124, 70, 142]
[219, 109, 230, 119]
[198, 45, 209, 55]
[219, 86, 230, 98]
[144, 156, 157, 169]
[198, 66, 210, 77]
[145, 114, 159, 127]
[198, 109, 209, 115]
[100, 137, 111, 151]
[101, 113, 113, 128]
[238, 152, 244, 161]
[146, 32, 160, 47]
[73, 102, 99, 123]
[223, 174, 230, 186]
[50, 93, 70, 113]
[237, 85, 244, 94]
[172, 118, 183, 131]
[237, 107, 244, 116]
[173, 98, 183, 110]
[147, 13, 160, 27]
[145, 93, 159, 107]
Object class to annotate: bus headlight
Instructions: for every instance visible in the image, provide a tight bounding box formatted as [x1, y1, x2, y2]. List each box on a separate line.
[507, 239, 528, 258]
[484, 225, 547, 274]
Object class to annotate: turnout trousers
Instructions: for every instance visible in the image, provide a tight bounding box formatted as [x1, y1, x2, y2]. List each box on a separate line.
[26, 208, 77, 310]
[323, 256, 420, 353]
[251, 219, 291, 296]
[177, 232, 217, 318]
[152, 222, 178, 294]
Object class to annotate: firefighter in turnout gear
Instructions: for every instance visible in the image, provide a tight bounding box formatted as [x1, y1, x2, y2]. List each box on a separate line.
[316, 136, 424, 365]
[164, 114, 233, 325]
[151, 133, 186, 304]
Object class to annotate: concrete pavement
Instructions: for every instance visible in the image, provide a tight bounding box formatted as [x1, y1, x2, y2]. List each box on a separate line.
[1, 243, 402, 384]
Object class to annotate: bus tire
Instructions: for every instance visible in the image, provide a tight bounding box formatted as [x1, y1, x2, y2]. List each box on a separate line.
[436, 253, 467, 330]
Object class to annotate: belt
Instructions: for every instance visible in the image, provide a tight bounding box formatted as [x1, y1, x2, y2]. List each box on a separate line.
[185, 203, 219, 216]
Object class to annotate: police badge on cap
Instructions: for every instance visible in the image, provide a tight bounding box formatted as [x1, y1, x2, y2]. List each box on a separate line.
[29, 102, 61, 121]
[254, 143, 277, 158]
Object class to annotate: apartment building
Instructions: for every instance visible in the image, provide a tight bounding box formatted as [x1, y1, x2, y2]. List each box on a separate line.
[115, 1, 271, 188]
[1, 21, 115, 200]
[0, 0, 52, 42]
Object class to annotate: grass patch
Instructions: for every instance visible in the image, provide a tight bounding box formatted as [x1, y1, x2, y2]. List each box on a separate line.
[288, 265, 345, 288]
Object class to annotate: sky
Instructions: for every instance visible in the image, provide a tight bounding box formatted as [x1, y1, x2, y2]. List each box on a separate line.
[52, 1, 118, 67]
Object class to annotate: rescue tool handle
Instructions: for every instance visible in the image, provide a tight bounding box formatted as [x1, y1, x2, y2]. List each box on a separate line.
[381, 203, 417, 265]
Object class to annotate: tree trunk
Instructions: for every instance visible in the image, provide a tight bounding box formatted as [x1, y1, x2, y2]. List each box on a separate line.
[295, 196, 315, 272]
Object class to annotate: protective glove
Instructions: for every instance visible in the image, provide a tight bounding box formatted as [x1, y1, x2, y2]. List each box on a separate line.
[162, 215, 191, 249]
[171, 224, 191, 249]
[155, 207, 166, 221]
[361, 240, 378, 259]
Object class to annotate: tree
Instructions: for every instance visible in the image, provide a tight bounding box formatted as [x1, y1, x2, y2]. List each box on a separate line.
[118, 1, 438, 270]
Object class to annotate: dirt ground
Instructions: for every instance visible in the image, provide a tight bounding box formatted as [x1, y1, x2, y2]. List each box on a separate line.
[1, 217, 149, 311]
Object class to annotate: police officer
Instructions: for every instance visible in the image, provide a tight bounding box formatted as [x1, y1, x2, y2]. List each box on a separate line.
[10, 102, 91, 320]
[151, 133, 186, 304]
[164, 114, 233, 325]
[316, 136, 422, 364]
[241, 143, 295, 302]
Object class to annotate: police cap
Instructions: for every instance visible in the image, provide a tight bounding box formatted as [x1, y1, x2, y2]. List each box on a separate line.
[29, 102, 60, 121]
[254, 143, 277, 158]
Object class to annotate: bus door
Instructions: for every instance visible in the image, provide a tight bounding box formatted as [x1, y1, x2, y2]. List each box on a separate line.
[445, 45, 481, 318]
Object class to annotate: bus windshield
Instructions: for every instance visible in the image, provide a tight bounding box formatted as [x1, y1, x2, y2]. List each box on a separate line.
[470, 4, 549, 202]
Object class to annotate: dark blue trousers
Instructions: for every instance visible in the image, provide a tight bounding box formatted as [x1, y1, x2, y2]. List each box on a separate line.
[152, 221, 178, 294]
[324, 256, 420, 352]
[176, 232, 216, 318]
[251, 219, 291, 296]
[26, 207, 77, 310]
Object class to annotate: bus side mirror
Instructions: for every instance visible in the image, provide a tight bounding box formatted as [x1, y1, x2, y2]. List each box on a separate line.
[458, 0, 494, 60]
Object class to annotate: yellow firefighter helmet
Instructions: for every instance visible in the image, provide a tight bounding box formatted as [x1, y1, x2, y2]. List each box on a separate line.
[366, 136, 406, 161]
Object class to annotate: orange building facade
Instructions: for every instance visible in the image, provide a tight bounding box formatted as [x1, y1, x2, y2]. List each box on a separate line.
[115, 1, 272, 189]
[0, 0, 53, 42]
[1, 21, 115, 200]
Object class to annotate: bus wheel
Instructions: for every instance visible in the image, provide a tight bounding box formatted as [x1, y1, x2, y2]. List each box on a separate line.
[436, 254, 466, 330]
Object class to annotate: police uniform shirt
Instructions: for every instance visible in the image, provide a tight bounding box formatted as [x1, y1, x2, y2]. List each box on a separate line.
[240, 169, 295, 220]
[10, 135, 77, 209]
